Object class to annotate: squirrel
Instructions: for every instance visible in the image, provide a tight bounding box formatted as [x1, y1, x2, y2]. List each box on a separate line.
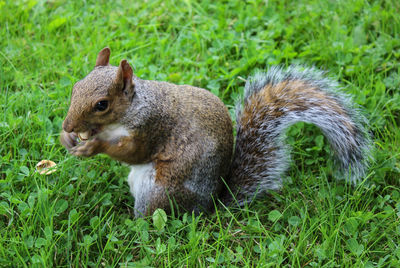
[60, 47, 371, 217]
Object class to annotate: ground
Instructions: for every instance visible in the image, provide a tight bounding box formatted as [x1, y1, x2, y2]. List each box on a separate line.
[0, 0, 399, 266]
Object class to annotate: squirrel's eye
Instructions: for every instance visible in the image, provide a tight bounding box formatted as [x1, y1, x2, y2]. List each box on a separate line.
[95, 100, 109, 112]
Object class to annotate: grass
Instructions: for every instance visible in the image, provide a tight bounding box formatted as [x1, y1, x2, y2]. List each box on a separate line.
[1, 0, 399, 266]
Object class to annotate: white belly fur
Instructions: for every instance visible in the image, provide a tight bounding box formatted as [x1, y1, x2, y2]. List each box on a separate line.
[97, 124, 130, 141]
[127, 163, 156, 200]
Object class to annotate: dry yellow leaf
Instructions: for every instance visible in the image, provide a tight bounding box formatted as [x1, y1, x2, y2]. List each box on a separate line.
[36, 160, 57, 175]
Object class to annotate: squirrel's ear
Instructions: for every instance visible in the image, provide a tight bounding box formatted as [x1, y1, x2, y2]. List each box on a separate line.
[95, 47, 111, 67]
[114, 59, 134, 97]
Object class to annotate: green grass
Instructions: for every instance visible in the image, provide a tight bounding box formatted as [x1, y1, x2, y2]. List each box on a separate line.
[1, 0, 399, 266]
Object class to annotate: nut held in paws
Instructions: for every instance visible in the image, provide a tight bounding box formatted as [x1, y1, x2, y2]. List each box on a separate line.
[78, 131, 90, 141]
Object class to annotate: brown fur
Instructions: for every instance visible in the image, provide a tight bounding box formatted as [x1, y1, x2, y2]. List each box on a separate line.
[240, 80, 355, 134]
[61, 48, 233, 216]
[62, 49, 369, 216]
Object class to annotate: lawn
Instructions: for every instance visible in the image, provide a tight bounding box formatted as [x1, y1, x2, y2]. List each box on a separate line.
[1, 0, 399, 266]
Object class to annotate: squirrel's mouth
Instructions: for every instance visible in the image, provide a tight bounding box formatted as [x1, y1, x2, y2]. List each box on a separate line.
[77, 128, 101, 141]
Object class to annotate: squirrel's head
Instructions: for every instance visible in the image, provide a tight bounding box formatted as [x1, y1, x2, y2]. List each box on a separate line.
[62, 47, 135, 137]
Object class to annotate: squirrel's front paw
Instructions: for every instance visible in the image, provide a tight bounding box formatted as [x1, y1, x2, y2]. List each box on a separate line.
[60, 131, 79, 150]
[70, 139, 102, 157]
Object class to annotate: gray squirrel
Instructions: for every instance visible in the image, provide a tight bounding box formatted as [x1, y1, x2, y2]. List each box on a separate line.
[60, 47, 371, 217]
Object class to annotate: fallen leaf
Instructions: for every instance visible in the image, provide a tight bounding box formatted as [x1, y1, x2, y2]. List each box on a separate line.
[36, 160, 57, 175]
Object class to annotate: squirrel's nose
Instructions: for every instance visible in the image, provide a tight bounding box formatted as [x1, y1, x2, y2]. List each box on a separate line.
[62, 119, 75, 133]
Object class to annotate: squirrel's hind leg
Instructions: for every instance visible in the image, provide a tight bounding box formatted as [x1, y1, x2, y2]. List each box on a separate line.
[127, 162, 208, 217]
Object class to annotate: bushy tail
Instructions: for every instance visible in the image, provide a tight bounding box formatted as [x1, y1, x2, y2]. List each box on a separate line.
[226, 66, 372, 205]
